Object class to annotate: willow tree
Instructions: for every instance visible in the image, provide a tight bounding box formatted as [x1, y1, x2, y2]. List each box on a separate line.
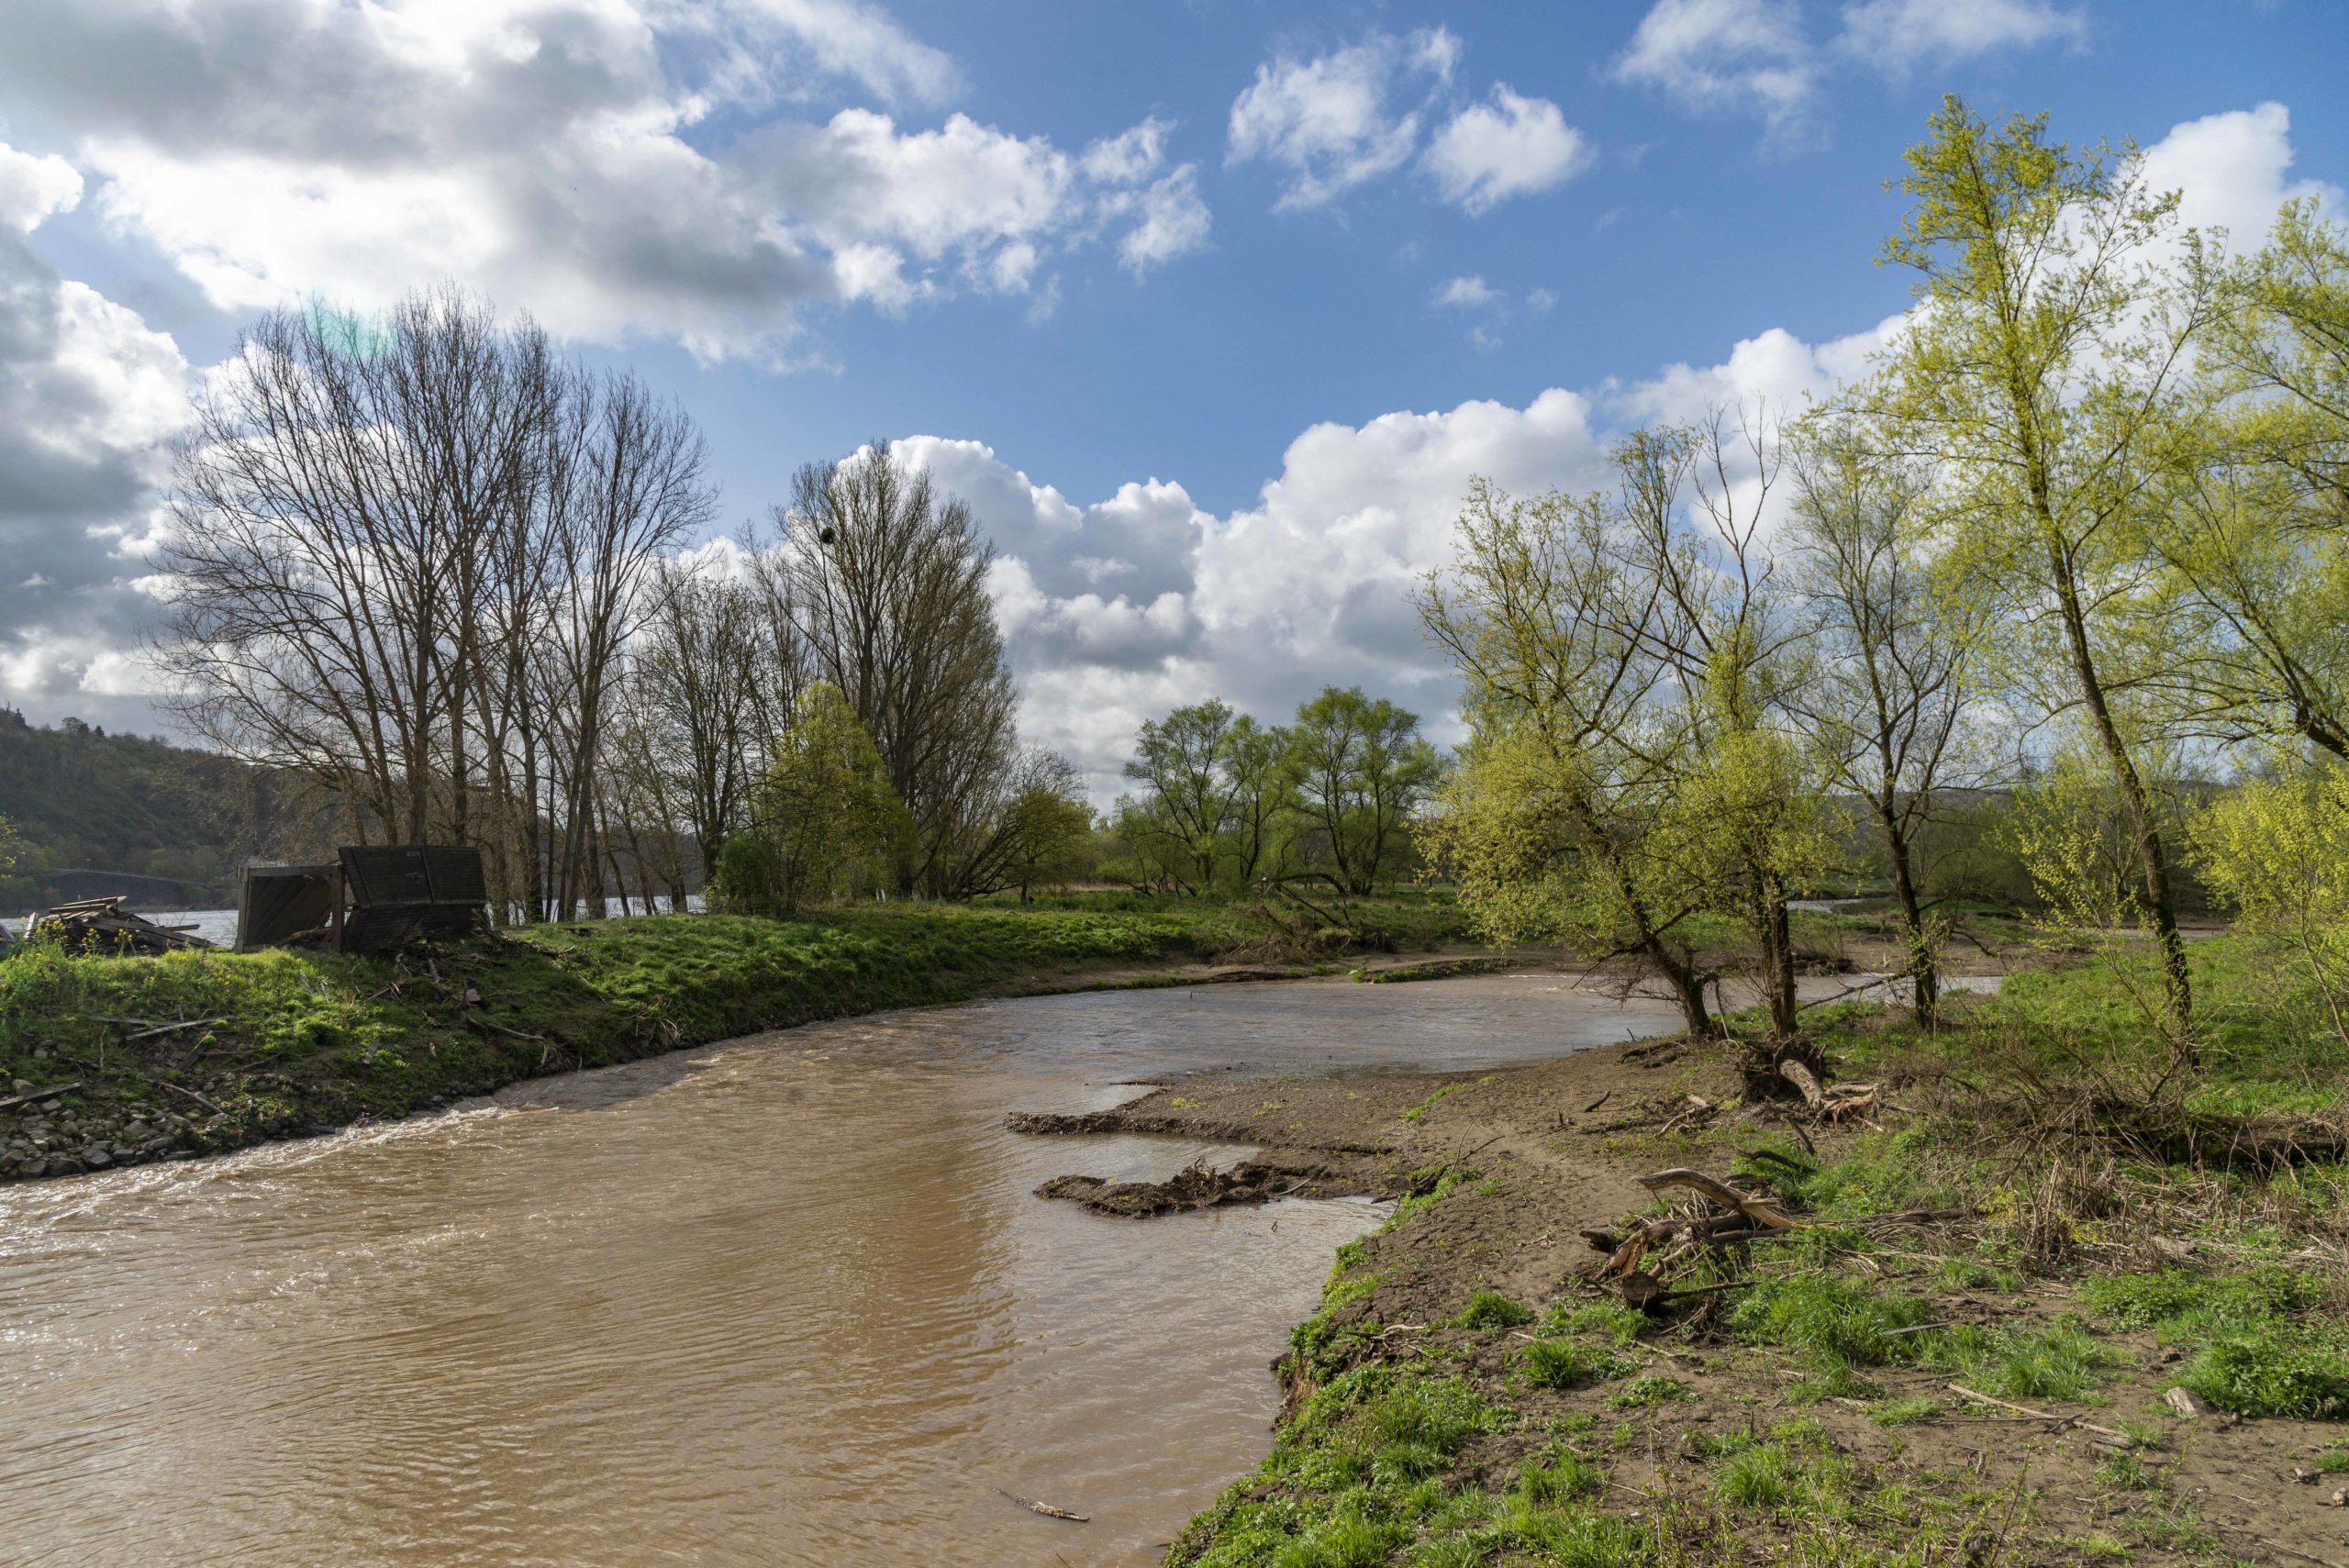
[1607, 410, 1832, 1040]
[760, 444, 1016, 896]
[1872, 96, 2216, 1050]
[1285, 686, 1442, 895]
[2157, 197, 2349, 760]
[1419, 477, 1720, 1037]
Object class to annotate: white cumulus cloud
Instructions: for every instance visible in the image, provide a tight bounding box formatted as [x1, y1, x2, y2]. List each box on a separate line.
[1836, 0, 2086, 77]
[1226, 28, 1459, 210]
[1422, 85, 1593, 215]
[1611, 0, 1818, 146]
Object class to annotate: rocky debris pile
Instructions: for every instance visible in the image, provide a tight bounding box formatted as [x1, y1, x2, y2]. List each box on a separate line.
[2, 1076, 219, 1180]
[26, 896, 215, 956]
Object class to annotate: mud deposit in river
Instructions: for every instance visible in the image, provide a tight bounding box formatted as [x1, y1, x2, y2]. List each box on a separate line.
[0, 973, 1689, 1567]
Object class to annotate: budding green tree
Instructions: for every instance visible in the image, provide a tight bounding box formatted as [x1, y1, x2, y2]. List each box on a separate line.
[1419, 477, 1721, 1036]
[2192, 760, 2349, 1050]
[715, 681, 913, 914]
[1284, 686, 1442, 895]
[1785, 411, 1980, 1025]
[1871, 95, 2216, 1050]
[2158, 197, 2349, 760]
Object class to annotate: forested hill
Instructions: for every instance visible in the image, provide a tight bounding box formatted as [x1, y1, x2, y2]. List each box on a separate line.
[0, 711, 328, 912]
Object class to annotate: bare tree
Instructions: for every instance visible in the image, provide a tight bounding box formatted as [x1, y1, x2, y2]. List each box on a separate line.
[159, 291, 537, 843]
[757, 443, 1017, 895]
[157, 287, 711, 925]
[533, 371, 716, 915]
[624, 552, 785, 884]
[1787, 414, 1980, 1025]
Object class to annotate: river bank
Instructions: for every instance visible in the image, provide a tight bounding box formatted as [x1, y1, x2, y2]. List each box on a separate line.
[1030, 937, 2349, 1567]
[0, 896, 1467, 1183]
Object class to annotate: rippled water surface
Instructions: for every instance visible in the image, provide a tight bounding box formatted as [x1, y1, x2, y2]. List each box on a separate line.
[0, 974, 1691, 1567]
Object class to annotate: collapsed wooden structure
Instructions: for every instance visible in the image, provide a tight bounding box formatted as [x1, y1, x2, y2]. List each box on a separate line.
[237, 845, 487, 954]
[24, 896, 215, 955]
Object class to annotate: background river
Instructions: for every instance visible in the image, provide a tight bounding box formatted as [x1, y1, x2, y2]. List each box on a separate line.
[0, 974, 1690, 1567]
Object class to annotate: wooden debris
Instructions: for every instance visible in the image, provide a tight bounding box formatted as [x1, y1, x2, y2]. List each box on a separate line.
[27, 896, 214, 956]
[156, 1080, 226, 1116]
[0, 1081, 82, 1114]
[121, 1018, 228, 1044]
[2165, 1386, 2218, 1419]
[995, 1487, 1089, 1523]
[1637, 1167, 1800, 1230]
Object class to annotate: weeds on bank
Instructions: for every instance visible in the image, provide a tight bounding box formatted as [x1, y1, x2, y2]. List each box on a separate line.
[2082, 1266, 2349, 1418]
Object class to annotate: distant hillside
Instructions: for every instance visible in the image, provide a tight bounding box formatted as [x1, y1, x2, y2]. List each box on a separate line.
[0, 711, 332, 913]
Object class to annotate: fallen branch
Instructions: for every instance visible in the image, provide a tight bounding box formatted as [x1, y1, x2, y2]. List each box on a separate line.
[0, 1081, 82, 1113]
[156, 1080, 226, 1115]
[122, 1017, 229, 1044]
[1637, 1167, 1800, 1230]
[1944, 1383, 2131, 1444]
[995, 1487, 1089, 1523]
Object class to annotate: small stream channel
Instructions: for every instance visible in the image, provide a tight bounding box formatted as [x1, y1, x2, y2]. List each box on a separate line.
[0, 973, 1716, 1566]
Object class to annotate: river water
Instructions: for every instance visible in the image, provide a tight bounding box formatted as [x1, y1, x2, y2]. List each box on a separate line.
[0, 974, 1692, 1567]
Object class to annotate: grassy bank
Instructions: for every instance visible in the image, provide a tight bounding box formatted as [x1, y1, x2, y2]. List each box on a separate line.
[1163, 933, 2349, 1567]
[0, 893, 1468, 1181]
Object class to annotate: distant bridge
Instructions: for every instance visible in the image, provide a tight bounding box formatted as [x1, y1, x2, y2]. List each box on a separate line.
[24, 868, 226, 911]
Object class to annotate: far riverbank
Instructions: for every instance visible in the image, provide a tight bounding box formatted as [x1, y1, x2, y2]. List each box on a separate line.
[0, 896, 1468, 1183]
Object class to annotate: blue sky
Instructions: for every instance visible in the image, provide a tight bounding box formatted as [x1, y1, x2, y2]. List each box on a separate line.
[0, 0, 2343, 792]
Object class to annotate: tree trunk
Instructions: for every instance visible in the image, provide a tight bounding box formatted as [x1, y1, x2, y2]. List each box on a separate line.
[1760, 872, 1799, 1038]
[1880, 807, 1939, 1028]
[1643, 933, 1715, 1039]
[2044, 533, 2194, 1056]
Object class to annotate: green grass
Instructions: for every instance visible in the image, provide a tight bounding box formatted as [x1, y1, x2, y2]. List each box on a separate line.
[2081, 1265, 2349, 1418]
[1450, 1290, 1534, 1329]
[1538, 1302, 1650, 1348]
[1398, 1081, 1471, 1122]
[1168, 1365, 1517, 1568]
[1520, 1338, 1633, 1391]
[1605, 1373, 1690, 1410]
[1731, 1273, 2124, 1405]
[1700, 1419, 1861, 1516]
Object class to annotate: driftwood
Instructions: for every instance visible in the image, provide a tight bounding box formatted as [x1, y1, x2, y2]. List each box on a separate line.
[0, 1081, 82, 1113]
[1947, 1383, 2132, 1444]
[156, 1080, 226, 1115]
[1637, 1168, 1800, 1229]
[995, 1487, 1089, 1523]
[1777, 1061, 1907, 1127]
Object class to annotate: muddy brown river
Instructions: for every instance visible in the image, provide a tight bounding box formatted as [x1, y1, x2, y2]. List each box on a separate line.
[0, 974, 1693, 1567]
